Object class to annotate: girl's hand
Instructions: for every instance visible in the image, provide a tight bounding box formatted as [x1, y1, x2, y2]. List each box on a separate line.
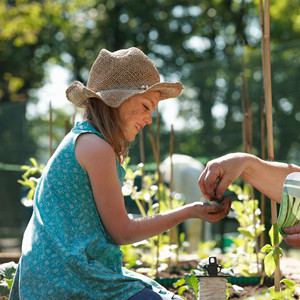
[191, 197, 232, 223]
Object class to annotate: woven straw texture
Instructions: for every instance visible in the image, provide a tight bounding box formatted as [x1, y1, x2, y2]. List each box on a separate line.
[66, 47, 183, 108]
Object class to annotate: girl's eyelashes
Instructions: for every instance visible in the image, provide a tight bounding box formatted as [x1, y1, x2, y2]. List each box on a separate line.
[143, 104, 150, 110]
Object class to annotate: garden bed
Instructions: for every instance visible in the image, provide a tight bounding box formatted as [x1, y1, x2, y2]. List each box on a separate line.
[1, 253, 300, 299]
[136, 254, 300, 299]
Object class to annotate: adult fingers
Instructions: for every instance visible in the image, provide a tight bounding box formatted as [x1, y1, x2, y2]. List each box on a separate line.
[198, 166, 220, 201]
[215, 176, 236, 201]
[283, 224, 300, 235]
[283, 233, 300, 248]
[206, 197, 232, 213]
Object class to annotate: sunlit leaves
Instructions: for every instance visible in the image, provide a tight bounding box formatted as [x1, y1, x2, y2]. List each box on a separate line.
[260, 224, 283, 277]
[0, 0, 44, 46]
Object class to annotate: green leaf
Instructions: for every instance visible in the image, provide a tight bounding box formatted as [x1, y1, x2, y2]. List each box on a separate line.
[177, 286, 187, 295]
[184, 273, 198, 298]
[269, 223, 280, 246]
[27, 188, 35, 200]
[5, 278, 13, 289]
[20, 165, 30, 171]
[30, 157, 38, 168]
[264, 252, 277, 277]
[280, 278, 296, 288]
[237, 228, 254, 239]
[274, 247, 283, 256]
[0, 262, 17, 280]
[17, 179, 27, 186]
[260, 244, 273, 253]
[173, 278, 185, 288]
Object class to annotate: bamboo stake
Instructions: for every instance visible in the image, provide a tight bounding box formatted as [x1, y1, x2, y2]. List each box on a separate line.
[167, 125, 179, 270]
[147, 125, 159, 165]
[49, 101, 53, 158]
[260, 96, 266, 252]
[261, 0, 281, 290]
[169, 125, 174, 208]
[155, 108, 161, 277]
[241, 50, 248, 153]
[242, 54, 260, 272]
[64, 120, 69, 136]
[139, 128, 146, 186]
[259, 0, 266, 274]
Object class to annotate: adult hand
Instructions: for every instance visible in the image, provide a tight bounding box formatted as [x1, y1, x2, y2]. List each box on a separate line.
[283, 224, 300, 248]
[198, 153, 247, 201]
[192, 197, 232, 224]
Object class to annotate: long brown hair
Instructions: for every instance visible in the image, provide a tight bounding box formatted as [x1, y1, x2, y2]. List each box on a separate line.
[83, 98, 128, 163]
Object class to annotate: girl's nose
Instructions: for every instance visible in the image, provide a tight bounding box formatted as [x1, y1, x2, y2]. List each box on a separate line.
[144, 113, 153, 125]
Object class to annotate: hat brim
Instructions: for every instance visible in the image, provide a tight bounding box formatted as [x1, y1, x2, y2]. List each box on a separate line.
[66, 81, 183, 108]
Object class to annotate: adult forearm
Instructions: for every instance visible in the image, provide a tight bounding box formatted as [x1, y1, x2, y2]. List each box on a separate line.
[240, 155, 300, 203]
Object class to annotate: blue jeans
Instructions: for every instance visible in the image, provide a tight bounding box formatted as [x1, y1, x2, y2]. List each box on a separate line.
[128, 288, 162, 300]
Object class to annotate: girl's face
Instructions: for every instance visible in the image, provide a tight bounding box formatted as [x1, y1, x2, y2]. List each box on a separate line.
[118, 91, 160, 142]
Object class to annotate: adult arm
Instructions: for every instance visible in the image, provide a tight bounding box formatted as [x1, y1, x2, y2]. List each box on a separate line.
[198, 153, 300, 204]
[76, 134, 232, 245]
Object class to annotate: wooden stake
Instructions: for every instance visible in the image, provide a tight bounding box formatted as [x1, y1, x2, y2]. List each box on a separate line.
[147, 125, 159, 165]
[155, 108, 161, 277]
[167, 125, 179, 270]
[261, 0, 281, 290]
[259, 0, 266, 273]
[260, 96, 266, 251]
[139, 128, 146, 184]
[241, 48, 248, 153]
[64, 120, 69, 136]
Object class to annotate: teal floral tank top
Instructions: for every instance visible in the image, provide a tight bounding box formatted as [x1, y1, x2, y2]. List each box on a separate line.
[9, 121, 167, 299]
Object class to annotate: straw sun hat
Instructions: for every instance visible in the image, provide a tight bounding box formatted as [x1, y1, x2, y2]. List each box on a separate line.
[66, 47, 183, 108]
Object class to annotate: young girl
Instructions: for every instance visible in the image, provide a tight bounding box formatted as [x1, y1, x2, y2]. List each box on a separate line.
[10, 47, 232, 300]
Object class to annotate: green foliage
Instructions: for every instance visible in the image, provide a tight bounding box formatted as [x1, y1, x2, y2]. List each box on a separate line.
[18, 157, 44, 201]
[222, 184, 265, 277]
[183, 273, 198, 300]
[197, 240, 217, 260]
[0, 262, 17, 297]
[121, 161, 186, 276]
[260, 224, 283, 277]
[244, 278, 297, 299]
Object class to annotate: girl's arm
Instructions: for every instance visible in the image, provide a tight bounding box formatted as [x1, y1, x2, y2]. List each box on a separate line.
[76, 134, 231, 245]
[199, 153, 300, 203]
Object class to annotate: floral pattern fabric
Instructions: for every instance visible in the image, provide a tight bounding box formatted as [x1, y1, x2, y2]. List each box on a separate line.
[10, 121, 150, 300]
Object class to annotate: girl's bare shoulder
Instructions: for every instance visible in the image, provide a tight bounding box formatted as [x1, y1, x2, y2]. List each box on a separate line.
[75, 133, 115, 170]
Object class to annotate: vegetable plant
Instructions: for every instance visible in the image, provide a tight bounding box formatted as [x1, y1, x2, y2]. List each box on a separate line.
[260, 223, 283, 277]
[221, 184, 265, 276]
[0, 262, 17, 299]
[121, 160, 186, 276]
[17, 157, 44, 204]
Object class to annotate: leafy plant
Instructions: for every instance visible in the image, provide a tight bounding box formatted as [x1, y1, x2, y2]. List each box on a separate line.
[260, 223, 283, 277]
[221, 184, 265, 276]
[244, 278, 297, 299]
[121, 161, 186, 276]
[18, 157, 44, 202]
[0, 262, 17, 298]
